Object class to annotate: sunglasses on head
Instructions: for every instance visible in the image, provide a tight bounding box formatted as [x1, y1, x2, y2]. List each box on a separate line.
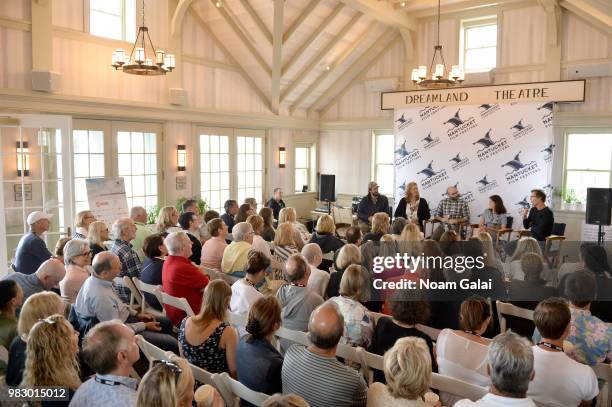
[152, 359, 182, 383]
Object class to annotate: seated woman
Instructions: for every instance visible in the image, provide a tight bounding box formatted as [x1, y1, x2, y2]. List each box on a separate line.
[87, 221, 109, 258]
[329, 264, 374, 347]
[156, 206, 182, 235]
[60, 239, 92, 304]
[259, 207, 276, 242]
[0, 280, 22, 374]
[326, 244, 362, 299]
[507, 237, 553, 282]
[21, 314, 81, 404]
[53, 237, 72, 265]
[140, 233, 167, 311]
[200, 218, 228, 271]
[436, 296, 492, 406]
[363, 212, 390, 243]
[246, 215, 272, 259]
[273, 223, 300, 263]
[368, 337, 439, 407]
[235, 203, 255, 224]
[476, 231, 505, 275]
[309, 214, 345, 270]
[230, 251, 268, 316]
[136, 356, 195, 407]
[179, 280, 238, 377]
[278, 208, 307, 249]
[393, 181, 431, 232]
[479, 195, 508, 239]
[236, 296, 283, 405]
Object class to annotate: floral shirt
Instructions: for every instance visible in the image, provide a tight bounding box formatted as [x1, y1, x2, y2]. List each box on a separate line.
[329, 296, 374, 348]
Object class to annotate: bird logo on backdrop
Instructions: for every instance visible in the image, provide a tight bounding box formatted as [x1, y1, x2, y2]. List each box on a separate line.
[396, 113, 408, 124]
[449, 152, 470, 171]
[510, 119, 526, 131]
[422, 133, 435, 144]
[501, 151, 525, 171]
[418, 161, 438, 178]
[476, 175, 499, 193]
[537, 102, 554, 112]
[516, 197, 530, 209]
[502, 150, 541, 183]
[420, 132, 440, 150]
[479, 104, 493, 111]
[444, 109, 464, 128]
[395, 141, 409, 157]
[473, 129, 497, 148]
[477, 175, 491, 186]
[541, 144, 556, 156]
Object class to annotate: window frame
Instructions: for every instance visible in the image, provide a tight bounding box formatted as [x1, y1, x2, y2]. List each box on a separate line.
[371, 130, 395, 197]
[86, 0, 136, 43]
[459, 16, 498, 74]
[294, 143, 315, 193]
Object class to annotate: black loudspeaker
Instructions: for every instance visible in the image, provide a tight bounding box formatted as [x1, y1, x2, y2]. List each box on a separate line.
[319, 174, 336, 202]
[586, 188, 612, 225]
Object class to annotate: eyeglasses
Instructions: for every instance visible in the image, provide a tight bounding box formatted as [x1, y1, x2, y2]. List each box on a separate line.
[152, 359, 182, 383]
[40, 317, 57, 325]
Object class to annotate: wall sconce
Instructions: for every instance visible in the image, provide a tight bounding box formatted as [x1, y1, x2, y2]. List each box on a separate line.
[278, 147, 286, 168]
[177, 145, 186, 171]
[16, 141, 30, 176]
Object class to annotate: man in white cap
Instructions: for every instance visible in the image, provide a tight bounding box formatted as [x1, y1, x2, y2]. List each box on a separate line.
[12, 211, 53, 275]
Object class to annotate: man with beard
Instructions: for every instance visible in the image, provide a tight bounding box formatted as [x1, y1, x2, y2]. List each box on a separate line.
[432, 185, 470, 240]
[356, 182, 390, 232]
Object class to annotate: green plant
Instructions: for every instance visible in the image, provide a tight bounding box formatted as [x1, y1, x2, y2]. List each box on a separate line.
[561, 188, 579, 204]
[176, 196, 209, 214]
[146, 204, 160, 225]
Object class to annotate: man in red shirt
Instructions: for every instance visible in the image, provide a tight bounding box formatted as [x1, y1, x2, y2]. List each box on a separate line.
[162, 231, 209, 326]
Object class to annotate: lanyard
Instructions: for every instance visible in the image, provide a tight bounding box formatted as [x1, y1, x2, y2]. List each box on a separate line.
[95, 375, 127, 387]
[538, 341, 563, 352]
[289, 282, 307, 288]
[464, 330, 482, 338]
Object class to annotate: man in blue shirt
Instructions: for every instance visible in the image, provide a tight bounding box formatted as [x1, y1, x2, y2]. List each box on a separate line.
[221, 199, 239, 233]
[356, 182, 390, 232]
[266, 188, 286, 220]
[13, 211, 53, 275]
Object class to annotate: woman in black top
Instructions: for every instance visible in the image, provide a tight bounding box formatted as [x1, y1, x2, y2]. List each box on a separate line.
[259, 207, 276, 242]
[87, 221, 110, 258]
[394, 182, 430, 231]
[309, 214, 345, 270]
[140, 233, 166, 311]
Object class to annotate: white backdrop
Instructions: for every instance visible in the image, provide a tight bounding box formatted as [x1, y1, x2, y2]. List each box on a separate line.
[394, 102, 554, 222]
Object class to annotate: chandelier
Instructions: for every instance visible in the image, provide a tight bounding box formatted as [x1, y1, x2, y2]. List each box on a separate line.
[111, 0, 175, 75]
[411, 0, 463, 88]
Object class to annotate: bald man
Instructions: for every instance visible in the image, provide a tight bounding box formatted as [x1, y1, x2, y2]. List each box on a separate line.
[282, 302, 367, 407]
[301, 243, 330, 297]
[2, 258, 65, 305]
[432, 185, 470, 240]
[130, 206, 152, 261]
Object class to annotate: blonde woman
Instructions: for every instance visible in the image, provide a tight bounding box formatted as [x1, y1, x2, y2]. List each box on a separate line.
[88, 220, 109, 258]
[368, 337, 439, 407]
[309, 214, 344, 255]
[73, 210, 96, 239]
[326, 244, 362, 298]
[60, 239, 92, 304]
[477, 231, 505, 275]
[273, 222, 300, 263]
[246, 214, 272, 259]
[156, 206, 181, 235]
[178, 280, 238, 378]
[278, 207, 309, 246]
[364, 212, 390, 243]
[21, 314, 81, 401]
[394, 182, 431, 231]
[398, 223, 424, 257]
[262, 394, 310, 407]
[508, 237, 549, 281]
[6, 291, 65, 386]
[136, 356, 195, 407]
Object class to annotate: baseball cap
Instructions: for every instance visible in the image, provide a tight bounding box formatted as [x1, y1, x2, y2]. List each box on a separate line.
[27, 211, 53, 225]
[368, 181, 379, 190]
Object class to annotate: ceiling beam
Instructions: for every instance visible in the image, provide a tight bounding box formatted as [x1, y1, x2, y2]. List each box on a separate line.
[239, 0, 273, 45]
[189, 9, 271, 111]
[282, 3, 344, 77]
[281, 11, 362, 104]
[283, 0, 320, 44]
[209, 0, 272, 77]
[170, 0, 194, 37]
[309, 29, 399, 115]
[271, 0, 284, 113]
[411, 0, 528, 18]
[336, 0, 416, 31]
[289, 22, 378, 113]
[560, 0, 612, 35]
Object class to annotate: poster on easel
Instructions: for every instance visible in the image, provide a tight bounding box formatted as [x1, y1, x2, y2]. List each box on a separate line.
[86, 178, 129, 228]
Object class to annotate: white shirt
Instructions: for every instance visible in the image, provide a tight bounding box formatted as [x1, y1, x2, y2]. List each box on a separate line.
[527, 345, 599, 407]
[230, 278, 263, 315]
[455, 394, 537, 407]
[251, 235, 272, 259]
[307, 264, 330, 298]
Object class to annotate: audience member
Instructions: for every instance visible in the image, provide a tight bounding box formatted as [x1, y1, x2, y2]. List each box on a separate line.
[0, 280, 22, 374]
[528, 298, 598, 406]
[73, 210, 96, 239]
[221, 199, 239, 233]
[345, 226, 362, 246]
[136, 356, 195, 407]
[193, 384, 225, 407]
[394, 182, 431, 231]
[282, 301, 367, 406]
[261, 394, 309, 407]
[236, 296, 283, 404]
[179, 280, 237, 376]
[21, 314, 81, 402]
[455, 331, 536, 407]
[329, 264, 373, 347]
[398, 223, 425, 257]
[221, 222, 254, 276]
[508, 237, 547, 281]
[6, 291, 65, 386]
[363, 212, 390, 243]
[2, 259, 66, 303]
[53, 236, 72, 265]
[267, 188, 286, 220]
[88, 221, 109, 258]
[246, 214, 272, 259]
[244, 197, 258, 212]
[259, 207, 276, 242]
[391, 217, 408, 238]
[179, 211, 203, 264]
[156, 206, 182, 235]
[109, 217, 142, 303]
[200, 210, 220, 243]
[309, 214, 345, 254]
[477, 232, 505, 274]
[182, 199, 200, 215]
[235, 203, 255, 224]
[357, 181, 390, 233]
[60, 238, 92, 304]
[200, 218, 228, 271]
[327, 244, 362, 298]
[140, 233, 166, 311]
[522, 189, 554, 242]
[301, 243, 330, 298]
[437, 296, 492, 405]
[162, 232, 209, 326]
[74, 252, 178, 352]
[230, 250, 268, 315]
[368, 337, 439, 407]
[130, 206, 153, 261]
[70, 320, 141, 407]
[13, 211, 53, 275]
[279, 207, 309, 246]
[509, 253, 556, 303]
[273, 222, 300, 263]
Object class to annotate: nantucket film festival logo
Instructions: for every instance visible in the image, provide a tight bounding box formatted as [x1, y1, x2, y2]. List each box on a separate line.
[472, 129, 510, 161]
[418, 105, 445, 121]
[418, 160, 449, 190]
[478, 103, 501, 118]
[509, 118, 535, 140]
[444, 109, 478, 141]
[395, 113, 414, 132]
[502, 151, 541, 184]
[421, 132, 441, 150]
[394, 140, 421, 166]
[476, 174, 499, 194]
[541, 144, 555, 163]
[537, 102, 553, 128]
[449, 152, 470, 171]
[514, 196, 530, 215]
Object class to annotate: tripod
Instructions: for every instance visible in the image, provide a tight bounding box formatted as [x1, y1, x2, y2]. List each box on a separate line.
[597, 224, 605, 246]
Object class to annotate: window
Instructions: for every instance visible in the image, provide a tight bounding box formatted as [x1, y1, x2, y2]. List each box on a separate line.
[373, 132, 395, 196]
[200, 133, 231, 213]
[89, 0, 136, 42]
[236, 134, 263, 206]
[117, 130, 159, 211]
[73, 130, 105, 213]
[295, 145, 312, 193]
[460, 17, 497, 73]
[564, 133, 612, 203]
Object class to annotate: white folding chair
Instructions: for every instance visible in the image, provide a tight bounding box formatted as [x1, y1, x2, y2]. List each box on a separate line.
[122, 276, 143, 309]
[356, 347, 383, 384]
[132, 277, 166, 317]
[336, 342, 362, 366]
[218, 272, 240, 286]
[496, 301, 534, 333]
[228, 312, 248, 327]
[322, 251, 335, 261]
[135, 335, 173, 368]
[276, 326, 310, 346]
[0, 345, 8, 365]
[215, 372, 270, 407]
[431, 373, 488, 401]
[366, 311, 385, 327]
[204, 267, 222, 280]
[593, 362, 611, 407]
[158, 289, 195, 317]
[187, 361, 231, 405]
[416, 324, 441, 341]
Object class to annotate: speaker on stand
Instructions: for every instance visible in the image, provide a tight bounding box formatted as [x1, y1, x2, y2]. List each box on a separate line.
[319, 174, 336, 215]
[585, 187, 612, 246]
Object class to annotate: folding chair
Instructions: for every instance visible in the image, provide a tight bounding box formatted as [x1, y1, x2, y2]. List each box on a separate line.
[158, 290, 195, 317]
[356, 347, 383, 384]
[214, 372, 270, 407]
[544, 223, 566, 269]
[416, 324, 441, 341]
[122, 276, 143, 310]
[593, 362, 610, 407]
[135, 335, 172, 369]
[496, 301, 534, 333]
[132, 277, 166, 317]
[431, 373, 488, 401]
[276, 327, 310, 346]
[228, 312, 247, 327]
[187, 361, 230, 405]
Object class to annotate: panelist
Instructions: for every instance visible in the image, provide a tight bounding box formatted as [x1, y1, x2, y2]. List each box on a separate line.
[393, 181, 430, 231]
[357, 181, 390, 232]
[479, 195, 509, 238]
[432, 185, 470, 240]
[523, 189, 554, 241]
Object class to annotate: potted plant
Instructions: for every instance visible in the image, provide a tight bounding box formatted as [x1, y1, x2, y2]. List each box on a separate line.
[176, 197, 209, 214]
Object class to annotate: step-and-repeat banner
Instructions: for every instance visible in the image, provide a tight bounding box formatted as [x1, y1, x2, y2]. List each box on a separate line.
[393, 102, 554, 222]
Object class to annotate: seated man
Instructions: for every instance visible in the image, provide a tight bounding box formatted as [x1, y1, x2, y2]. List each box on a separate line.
[301, 243, 330, 298]
[456, 331, 536, 407]
[109, 218, 142, 303]
[282, 301, 367, 407]
[178, 211, 202, 265]
[74, 252, 178, 353]
[130, 206, 153, 261]
[13, 211, 53, 275]
[528, 298, 598, 406]
[161, 232, 209, 326]
[221, 222, 253, 277]
[432, 185, 470, 240]
[2, 259, 65, 305]
[69, 320, 140, 407]
[221, 199, 238, 234]
[522, 189, 554, 242]
[356, 182, 390, 233]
